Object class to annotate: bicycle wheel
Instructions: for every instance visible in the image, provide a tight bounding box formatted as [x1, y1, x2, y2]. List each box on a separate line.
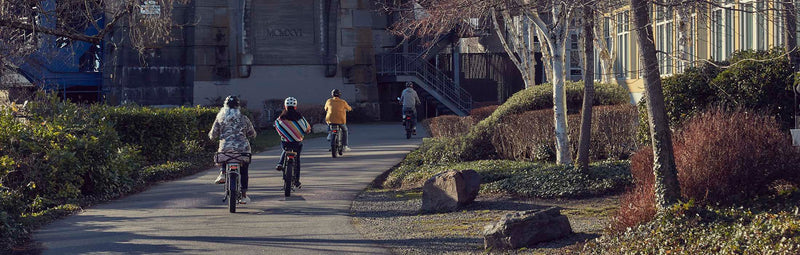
[228, 172, 237, 213]
[283, 160, 293, 197]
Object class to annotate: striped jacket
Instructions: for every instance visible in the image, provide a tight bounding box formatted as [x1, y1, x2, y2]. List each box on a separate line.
[274, 117, 311, 142]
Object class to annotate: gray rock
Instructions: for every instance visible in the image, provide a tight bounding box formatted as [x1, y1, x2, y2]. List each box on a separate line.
[421, 169, 481, 212]
[312, 123, 329, 133]
[483, 207, 573, 250]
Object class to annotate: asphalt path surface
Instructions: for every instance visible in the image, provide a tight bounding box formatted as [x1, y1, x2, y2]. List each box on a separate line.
[34, 123, 425, 254]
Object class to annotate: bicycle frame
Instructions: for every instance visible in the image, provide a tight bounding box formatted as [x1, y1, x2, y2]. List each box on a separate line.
[214, 152, 251, 213]
[329, 124, 343, 157]
[281, 150, 298, 197]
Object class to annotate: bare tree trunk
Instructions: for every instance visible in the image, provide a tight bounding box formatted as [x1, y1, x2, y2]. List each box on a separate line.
[630, 0, 681, 210]
[577, 2, 595, 171]
[529, 5, 572, 165]
[549, 34, 572, 165]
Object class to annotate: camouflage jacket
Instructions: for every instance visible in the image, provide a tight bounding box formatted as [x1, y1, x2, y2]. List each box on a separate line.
[209, 114, 257, 153]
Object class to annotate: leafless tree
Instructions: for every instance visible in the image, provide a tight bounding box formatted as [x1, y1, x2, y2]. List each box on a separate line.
[389, 0, 586, 165]
[0, 0, 189, 89]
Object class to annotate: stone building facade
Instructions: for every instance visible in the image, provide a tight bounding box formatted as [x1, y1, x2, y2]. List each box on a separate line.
[104, 0, 395, 121]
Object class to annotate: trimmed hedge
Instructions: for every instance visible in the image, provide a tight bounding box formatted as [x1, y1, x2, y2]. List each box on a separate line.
[99, 106, 218, 164]
[422, 81, 631, 163]
[492, 105, 639, 162]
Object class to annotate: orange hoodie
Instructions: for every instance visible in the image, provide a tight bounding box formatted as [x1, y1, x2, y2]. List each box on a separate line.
[324, 97, 352, 124]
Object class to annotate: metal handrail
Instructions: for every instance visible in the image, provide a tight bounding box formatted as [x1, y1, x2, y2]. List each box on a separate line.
[377, 53, 472, 114]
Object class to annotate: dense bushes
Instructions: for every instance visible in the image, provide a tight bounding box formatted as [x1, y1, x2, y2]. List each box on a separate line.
[422, 115, 474, 138]
[614, 108, 800, 231]
[100, 106, 218, 163]
[296, 105, 326, 125]
[422, 81, 631, 163]
[0, 97, 220, 252]
[469, 105, 498, 121]
[492, 105, 639, 162]
[638, 49, 795, 144]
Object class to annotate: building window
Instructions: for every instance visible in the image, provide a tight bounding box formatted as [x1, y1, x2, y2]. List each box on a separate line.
[740, 2, 754, 50]
[775, 0, 785, 47]
[655, 5, 673, 76]
[616, 11, 630, 79]
[756, 1, 767, 50]
[711, 1, 734, 61]
[677, 13, 696, 73]
[569, 33, 581, 80]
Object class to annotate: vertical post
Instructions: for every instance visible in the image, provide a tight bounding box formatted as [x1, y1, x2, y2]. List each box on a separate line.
[452, 40, 461, 91]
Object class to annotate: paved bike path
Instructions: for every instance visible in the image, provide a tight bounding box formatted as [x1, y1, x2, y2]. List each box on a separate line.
[34, 124, 425, 254]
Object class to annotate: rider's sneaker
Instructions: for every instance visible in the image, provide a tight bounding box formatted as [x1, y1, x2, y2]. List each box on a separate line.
[345, 146, 352, 151]
[239, 196, 250, 204]
[276, 164, 283, 171]
[214, 172, 226, 184]
[293, 181, 302, 189]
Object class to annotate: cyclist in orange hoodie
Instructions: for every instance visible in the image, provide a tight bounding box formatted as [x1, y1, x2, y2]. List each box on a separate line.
[324, 89, 352, 151]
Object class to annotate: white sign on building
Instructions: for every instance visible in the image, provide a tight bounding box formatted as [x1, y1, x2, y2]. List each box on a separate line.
[140, 0, 161, 15]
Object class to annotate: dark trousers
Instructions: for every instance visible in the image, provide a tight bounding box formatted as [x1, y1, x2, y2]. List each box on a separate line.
[278, 141, 303, 182]
[220, 163, 249, 191]
[402, 107, 417, 130]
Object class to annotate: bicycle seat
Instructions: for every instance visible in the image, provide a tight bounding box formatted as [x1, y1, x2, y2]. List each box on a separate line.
[214, 152, 252, 164]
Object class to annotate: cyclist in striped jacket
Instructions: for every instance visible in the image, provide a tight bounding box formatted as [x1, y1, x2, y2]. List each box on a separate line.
[274, 97, 312, 188]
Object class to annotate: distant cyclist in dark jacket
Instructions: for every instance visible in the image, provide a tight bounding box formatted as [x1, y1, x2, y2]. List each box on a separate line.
[274, 97, 312, 188]
[209, 95, 256, 203]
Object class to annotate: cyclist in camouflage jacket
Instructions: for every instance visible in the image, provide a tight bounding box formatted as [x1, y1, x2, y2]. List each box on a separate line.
[209, 96, 257, 203]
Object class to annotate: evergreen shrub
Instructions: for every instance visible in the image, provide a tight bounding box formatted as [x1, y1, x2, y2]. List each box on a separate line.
[638, 49, 794, 144]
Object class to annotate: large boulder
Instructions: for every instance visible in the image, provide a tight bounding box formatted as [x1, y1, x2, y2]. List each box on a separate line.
[421, 169, 481, 212]
[483, 207, 573, 250]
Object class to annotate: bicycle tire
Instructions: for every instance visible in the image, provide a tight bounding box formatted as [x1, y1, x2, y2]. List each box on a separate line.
[331, 134, 338, 158]
[284, 160, 293, 197]
[228, 173, 237, 213]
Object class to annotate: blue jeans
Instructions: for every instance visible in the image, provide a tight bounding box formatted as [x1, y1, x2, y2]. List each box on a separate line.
[328, 124, 349, 146]
[278, 141, 303, 182]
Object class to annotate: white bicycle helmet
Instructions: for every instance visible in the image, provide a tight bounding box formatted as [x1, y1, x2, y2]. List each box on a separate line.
[284, 97, 298, 107]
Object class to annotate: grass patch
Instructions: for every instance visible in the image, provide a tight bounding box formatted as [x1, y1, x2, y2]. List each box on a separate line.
[250, 130, 282, 152]
[384, 152, 632, 199]
[584, 193, 800, 254]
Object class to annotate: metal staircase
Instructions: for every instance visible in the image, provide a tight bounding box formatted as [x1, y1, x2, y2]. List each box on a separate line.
[376, 53, 472, 116]
[12, 2, 104, 101]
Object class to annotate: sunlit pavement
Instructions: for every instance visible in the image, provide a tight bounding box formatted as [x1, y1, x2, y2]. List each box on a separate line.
[34, 123, 426, 254]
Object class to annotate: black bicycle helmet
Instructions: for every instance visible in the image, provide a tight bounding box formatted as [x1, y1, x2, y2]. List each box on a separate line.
[331, 89, 341, 97]
[405, 81, 413, 88]
[225, 95, 240, 109]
